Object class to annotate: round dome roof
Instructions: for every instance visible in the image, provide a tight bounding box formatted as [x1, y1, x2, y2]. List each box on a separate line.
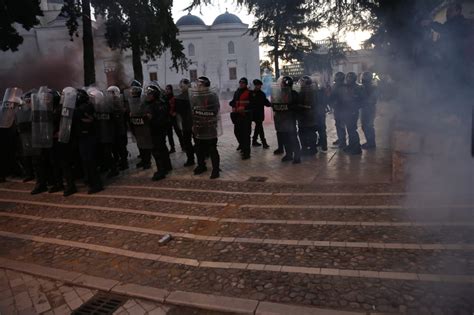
[176, 13, 206, 27]
[212, 11, 243, 25]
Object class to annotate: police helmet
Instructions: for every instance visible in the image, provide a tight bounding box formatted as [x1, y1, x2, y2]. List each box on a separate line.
[334, 72, 345, 84]
[361, 72, 373, 84]
[198, 76, 211, 87]
[76, 89, 89, 104]
[107, 86, 121, 97]
[281, 76, 294, 87]
[346, 72, 357, 84]
[130, 79, 142, 88]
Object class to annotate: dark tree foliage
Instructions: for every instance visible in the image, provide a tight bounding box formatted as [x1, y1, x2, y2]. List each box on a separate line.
[62, 0, 187, 85]
[303, 36, 348, 76]
[0, 0, 43, 51]
[94, 0, 187, 84]
[61, 0, 96, 85]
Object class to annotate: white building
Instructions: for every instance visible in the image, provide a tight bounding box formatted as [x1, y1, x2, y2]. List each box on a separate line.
[0, 0, 260, 93]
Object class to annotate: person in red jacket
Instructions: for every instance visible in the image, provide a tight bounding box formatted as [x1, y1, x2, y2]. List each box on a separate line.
[229, 77, 253, 160]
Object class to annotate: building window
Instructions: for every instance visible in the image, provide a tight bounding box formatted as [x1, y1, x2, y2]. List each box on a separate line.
[229, 67, 237, 80]
[149, 72, 157, 81]
[228, 41, 235, 54]
[190, 69, 198, 82]
[188, 43, 195, 57]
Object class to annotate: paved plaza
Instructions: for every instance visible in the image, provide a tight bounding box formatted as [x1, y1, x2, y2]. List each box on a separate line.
[0, 103, 473, 314]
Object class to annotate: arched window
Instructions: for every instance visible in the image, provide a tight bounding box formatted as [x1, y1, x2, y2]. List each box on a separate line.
[228, 41, 235, 54]
[188, 43, 195, 57]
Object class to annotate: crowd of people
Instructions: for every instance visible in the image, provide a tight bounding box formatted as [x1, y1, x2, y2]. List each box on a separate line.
[0, 71, 378, 196]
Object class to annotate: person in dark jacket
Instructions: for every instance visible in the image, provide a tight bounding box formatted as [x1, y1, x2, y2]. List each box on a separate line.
[329, 72, 347, 148]
[165, 84, 184, 153]
[229, 77, 253, 159]
[175, 79, 196, 166]
[147, 85, 172, 181]
[341, 72, 363, 155]
[250, 79, 270, 149]
[360, 72, 378, 149]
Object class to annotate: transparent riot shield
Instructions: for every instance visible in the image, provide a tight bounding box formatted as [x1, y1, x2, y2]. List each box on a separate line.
[174, 90, 192, 131]
[189, 87, 222, 139]
[1, 87, 23, 128]
[271, 84, 295, 132]
[95, 93, 115, 144]
[31, 87, 53, 148]
[271, 84, 292, 111]
[58, 87, 77, 144]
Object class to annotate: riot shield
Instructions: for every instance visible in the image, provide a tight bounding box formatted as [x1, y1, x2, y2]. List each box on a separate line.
[271, 84, 295, 132]
[95, 93, 115, 144]
[1, 87, 23, 128]
[271, 84, 292, 111]
[31, 87, 53, 148]
[16, 98, 36, 156]
[58, 87, 77, 144]
[189, 87, 222, 140]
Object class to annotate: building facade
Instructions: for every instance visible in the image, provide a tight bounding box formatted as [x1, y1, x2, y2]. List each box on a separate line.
[0, 1, 260, 92]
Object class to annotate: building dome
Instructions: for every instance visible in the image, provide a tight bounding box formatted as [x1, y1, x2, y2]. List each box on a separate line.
[176, 13, 206, 27]
[212, 11, 243, 25]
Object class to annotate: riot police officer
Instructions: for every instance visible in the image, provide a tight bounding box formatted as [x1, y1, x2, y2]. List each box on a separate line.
[0, 87, 23, 182]
[272, 76, 301, 164]
[296, 76, 318, 156]
[315, 84, 329, 152]
[31, 87, 63, 194]
[58, 87, 79, 196]
[75, 89, 103, 193]
[146, 84, 172, 181]
[329, 72, 347, 148]
[164, 84, 184, 154]
[175, 79, 196, 166]
[128, 82, 154, 169]
[360, 72, 378, 149]
[342, 72, 363, 155]
[16, 90, 39, 182]
[90, 87, 119, 178]
[191, 77, 221, 179]
[230, 77, 253, 160]
[107, 86, 129, 171]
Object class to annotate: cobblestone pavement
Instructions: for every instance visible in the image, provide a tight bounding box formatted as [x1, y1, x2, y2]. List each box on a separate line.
[0, 103, 473, 314]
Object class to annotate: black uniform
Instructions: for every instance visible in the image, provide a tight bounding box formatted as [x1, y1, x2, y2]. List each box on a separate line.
[175, 90, 195, 165]
[250, 89, 270, 147]
[75, 100, 103, 192]
[149, 98, 172, 180]
[315, 87, 328, 151]
[112, 96, 129, 170]
[360, 83, 378, 148]
[341, 82, 363, 154]
[329, 82, 347, 147]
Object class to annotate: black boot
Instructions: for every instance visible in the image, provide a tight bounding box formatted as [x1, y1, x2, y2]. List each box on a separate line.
[63, 185, 77, 197]
[184, 159, 195, 167]
[210, 169, 220, 179]
[31, 184, 48, 195]
[262, 140, 270, 149]
[193, 165, 207, 175]
[152, 171, 166, 181]
[48, 184, 64, 193]
[252, 140, 262, 147]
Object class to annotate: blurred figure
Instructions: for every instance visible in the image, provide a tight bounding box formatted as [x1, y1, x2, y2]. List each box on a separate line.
[360, 72, 378, 149]
[341, 72, 363, 155]
[329, 72, 347, 148]
[107, 86, 129, 171]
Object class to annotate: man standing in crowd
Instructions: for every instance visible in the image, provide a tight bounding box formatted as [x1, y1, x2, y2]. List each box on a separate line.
[360, 72, 378, 150]
[175, 79, 196, 167]
[296, 76, 318, 156]
[342, 72, 363, 155]
[107, 86, 129, 171]
[329, 72, 347, 149]
[250, 79, 270, 149]
[229, 77, 253, 160]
